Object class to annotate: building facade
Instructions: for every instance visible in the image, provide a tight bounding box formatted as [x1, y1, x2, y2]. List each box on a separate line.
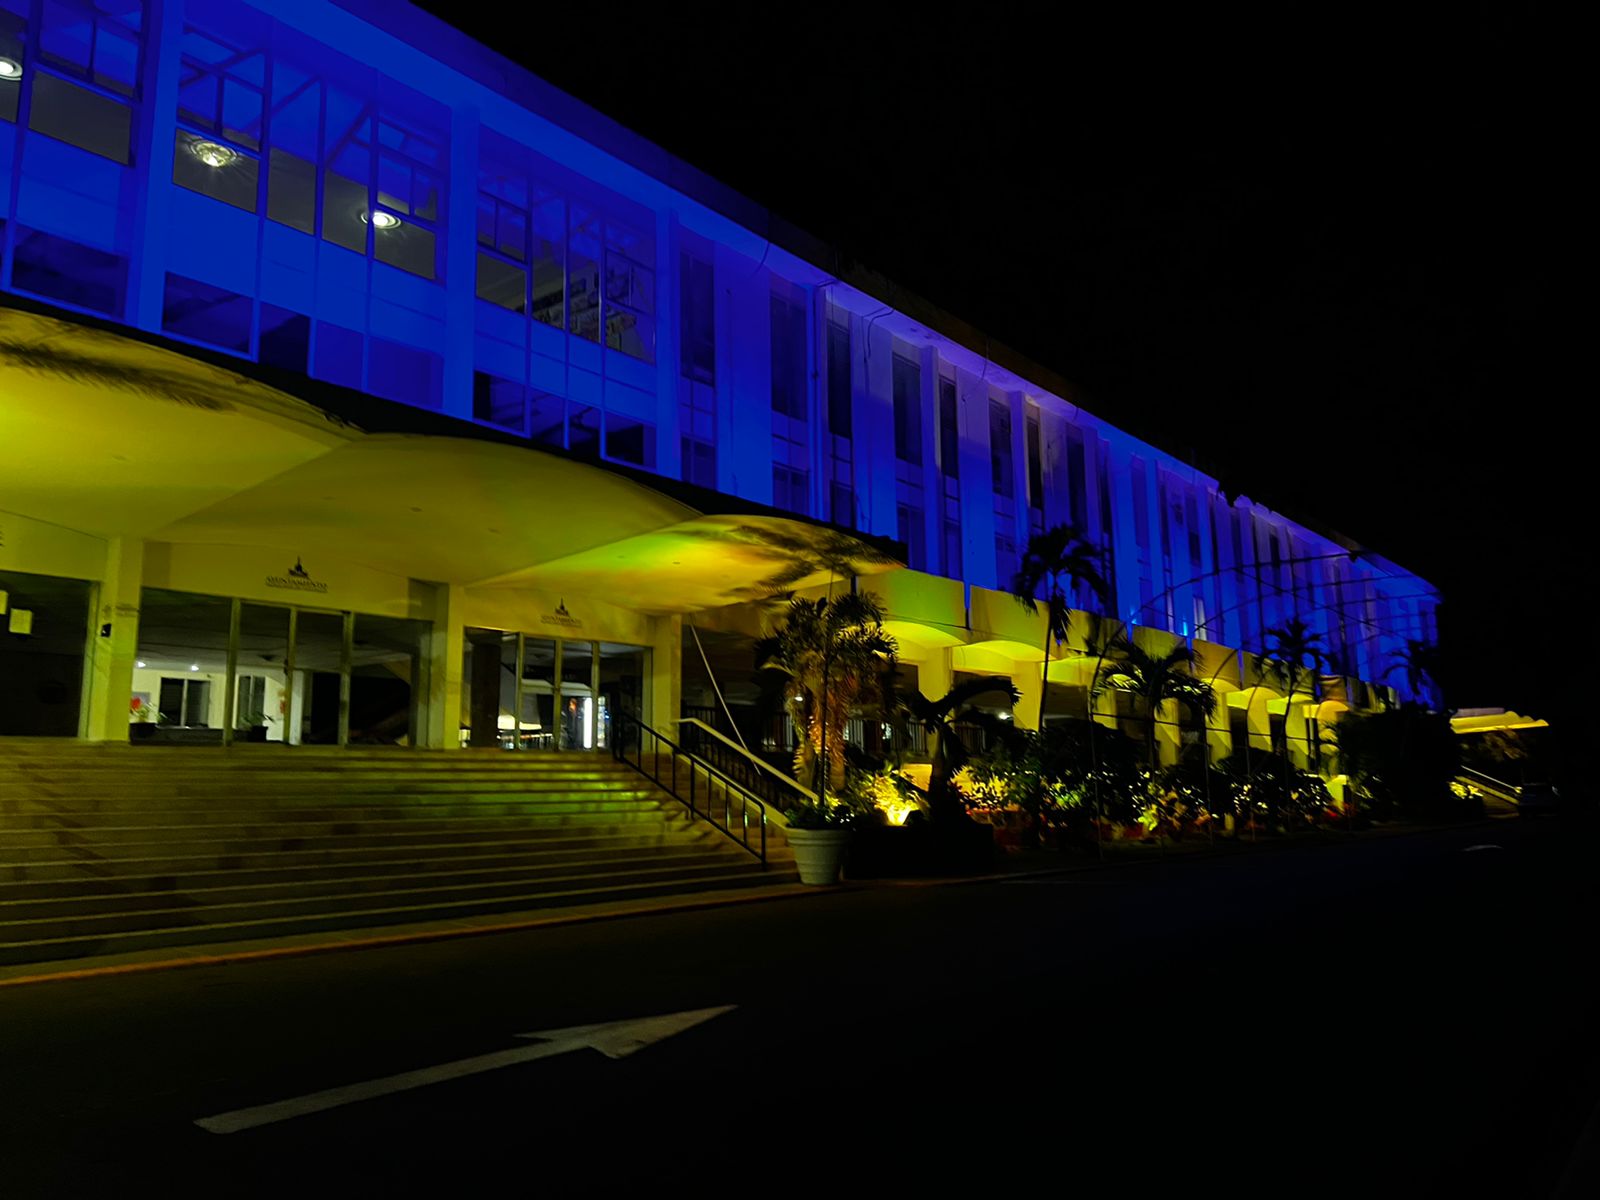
[0, 0, 1438, 765]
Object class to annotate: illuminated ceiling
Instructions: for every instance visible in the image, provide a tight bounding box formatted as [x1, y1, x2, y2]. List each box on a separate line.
[0, 309, 899, 612]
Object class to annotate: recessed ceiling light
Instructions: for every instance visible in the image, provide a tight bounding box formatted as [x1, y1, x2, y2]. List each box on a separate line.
[191, 140, 236, 168]
[136, 660, 146, 668]
[0, 58, 21, 79]
[363, 210, 401, 230]
[189, 664, 199, 671]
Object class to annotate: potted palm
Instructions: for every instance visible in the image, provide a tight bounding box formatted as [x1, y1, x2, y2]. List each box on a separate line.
[755, 591, 897, 885]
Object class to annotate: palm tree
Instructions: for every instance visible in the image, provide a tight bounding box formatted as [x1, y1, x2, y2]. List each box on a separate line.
[1253, 617, 1331, 755]
[754, 592, 898, 795]
[1388, 638, 1441, 708]
[1092, 639, 1217, 780]
[1010, 525, 1110, 731]
[905, 677, 1021, 819]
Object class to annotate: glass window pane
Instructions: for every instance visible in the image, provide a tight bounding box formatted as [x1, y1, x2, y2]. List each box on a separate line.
[604, 413, 654, 468]
[10, 224, 126, 314]
[91, 22, 138, 96]
[569, 404, 600, 456]
[569, 206, 601, 341]
[530, 196, 564, 327]
[476, 251, 526, 311]
[528, 392, 565, 448]
[373, 215, 435, 279]
[173, 129, 258, 212]
[605, 308, 652, 362]
[267, 148, 315, 233]
[220, 76, 261, 150]
[473, 372, 525, 431]
[176, 64, 219, 129]
[322, 170, 367, 253]
[0, 14, 20, 124]
[162, 272, 251, 352]
[28, 71, 132, 163]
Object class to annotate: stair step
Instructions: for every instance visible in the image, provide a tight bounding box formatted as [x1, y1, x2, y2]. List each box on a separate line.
[0, 869, 796, 967]
[0, 858, 777, 941]
[0, 839, 742, 899]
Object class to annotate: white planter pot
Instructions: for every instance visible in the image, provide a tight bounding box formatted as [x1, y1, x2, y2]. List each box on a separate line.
[784, 827, 852, 886]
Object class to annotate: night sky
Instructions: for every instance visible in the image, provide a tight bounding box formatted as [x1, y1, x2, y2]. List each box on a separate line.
[426, 5, 1569, 734]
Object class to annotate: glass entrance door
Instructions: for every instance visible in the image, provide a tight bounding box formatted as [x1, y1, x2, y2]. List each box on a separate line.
[460, 629, 647, 751]
[290, 608, 348, 746]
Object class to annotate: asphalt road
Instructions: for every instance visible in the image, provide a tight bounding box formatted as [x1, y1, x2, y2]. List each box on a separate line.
[2, 817, 1595, 1197]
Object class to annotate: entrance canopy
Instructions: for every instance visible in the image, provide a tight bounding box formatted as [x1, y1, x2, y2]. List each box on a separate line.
[1, 309, 898, 613]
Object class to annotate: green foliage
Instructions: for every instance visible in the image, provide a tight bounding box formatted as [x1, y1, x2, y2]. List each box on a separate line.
[1336, 704, 1465, 819]
[755, 592, 897, 798]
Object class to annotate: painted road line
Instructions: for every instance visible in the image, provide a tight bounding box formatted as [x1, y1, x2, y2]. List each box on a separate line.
[195, 1005, 737, 1135]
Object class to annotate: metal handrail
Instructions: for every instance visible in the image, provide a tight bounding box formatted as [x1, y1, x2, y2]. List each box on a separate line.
[1459, 765, 1522, 803]
[612, 713, 767, 864]
[675, 718, 817, 812]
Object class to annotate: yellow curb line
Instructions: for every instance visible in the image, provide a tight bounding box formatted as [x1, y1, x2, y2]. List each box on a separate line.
[0, 884, 843, 990]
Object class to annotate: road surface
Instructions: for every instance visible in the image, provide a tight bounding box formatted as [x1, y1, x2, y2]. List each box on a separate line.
[2, 817, 1594, 1196]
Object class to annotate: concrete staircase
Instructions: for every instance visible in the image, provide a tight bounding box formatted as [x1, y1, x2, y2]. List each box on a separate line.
[0, 742, 794, 968]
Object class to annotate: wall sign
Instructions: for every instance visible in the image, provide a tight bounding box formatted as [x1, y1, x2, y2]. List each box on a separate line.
[265, 556, 330, 596]
[540, 598, 583, 630]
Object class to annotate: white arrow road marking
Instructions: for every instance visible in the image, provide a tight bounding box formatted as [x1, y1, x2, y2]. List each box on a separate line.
[195, 1005, 736, 1135]
[1463, 844, 1505, 853]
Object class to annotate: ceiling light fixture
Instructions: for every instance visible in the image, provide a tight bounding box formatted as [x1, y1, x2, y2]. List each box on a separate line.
[0, 57, 21, 79]
[363, 210, 401, 230]
[191, 140, 236, 168]
[136, 660, 146, 668]
[189, 664, 199, 672]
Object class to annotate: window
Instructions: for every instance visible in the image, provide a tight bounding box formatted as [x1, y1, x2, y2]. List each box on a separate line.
[604, 221, 654, 361]
[830, 480, 854, 527]
[1066, 429, 1088, 529]
[259, 305, 310, 374]
[989, 400, 1013, 498]
[476, 148, 655, 362]
[827, 317, 852, 438]
[682, 438, 716, 489]
[170, 23, 263, 212]
[1, 4, 23, 124]
[24, 0, 142, 164]
[161, 273, 250, 353]
[528, 392, 565, 449]
[773, 464, 809, 515]
[10, 225, 126, 315]
[605, 414, 654, 467]
[770, 293, 806, 419]
[473, 372, 526, 432]
[1026, 410, 1043, 511]
[892, 355, 921, 465]
[897, 504, 926, 571]
[939, 376, 959, 480]
[680, 251, 714, 383]
[943, 519, 963, 579]
[996, 532, 1018, 587]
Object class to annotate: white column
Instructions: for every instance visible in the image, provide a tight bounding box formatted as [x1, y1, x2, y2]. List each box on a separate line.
[84, 537, 144, 742]
[425, 583, 466, 750]
[648, 614, 682, 730]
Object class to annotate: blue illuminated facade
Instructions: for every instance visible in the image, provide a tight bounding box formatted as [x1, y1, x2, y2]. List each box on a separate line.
[0, 0, 1437, 704]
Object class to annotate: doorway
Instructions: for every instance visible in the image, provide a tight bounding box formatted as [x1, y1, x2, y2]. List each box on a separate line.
[133, 590, 429, 746]
[461, 629, 645, 751]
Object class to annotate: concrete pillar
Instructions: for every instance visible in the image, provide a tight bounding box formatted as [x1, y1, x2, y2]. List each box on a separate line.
[648, 614, 683, 730]
[1013, 660, 1043, 732]
[85, 537, 144, 742]
[425, 583, 466, 749]
[917, 651, 952, 704]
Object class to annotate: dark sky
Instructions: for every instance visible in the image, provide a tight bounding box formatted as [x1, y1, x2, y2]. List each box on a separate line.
[425, 4, 1570, 725]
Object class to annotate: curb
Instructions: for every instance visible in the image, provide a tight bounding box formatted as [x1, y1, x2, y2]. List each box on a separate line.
[0, 882, 848, 990]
